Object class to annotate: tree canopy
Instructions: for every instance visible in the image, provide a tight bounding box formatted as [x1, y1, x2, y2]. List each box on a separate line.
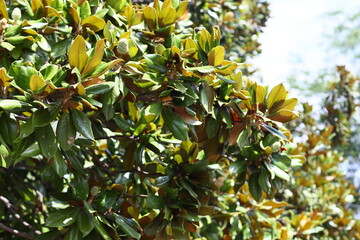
[0, 0, 359, 239]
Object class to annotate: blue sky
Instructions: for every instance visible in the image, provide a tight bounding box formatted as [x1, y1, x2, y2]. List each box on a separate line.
[251, 0, 360, 88]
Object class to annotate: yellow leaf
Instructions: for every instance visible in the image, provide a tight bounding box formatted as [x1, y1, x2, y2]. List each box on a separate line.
[29, 75, 46, 91]
[69, 6, 80, 25]
[23, 28, 38, 35]
[128, 39, 138, 58]
[162, 0, 173, 10]
[131, 12, 143, 26]
[267, 109, 299, 123]
[215, 60, 237, 75]
[153, 0, 160, 13]
[82, 15, 106, 32]
[0, 67, 13, 87]
[82, 39, 105, 76]
[143, 6, 157, 30]
[280, 227, 288, 240]
[266, 83, 287, 110]
[208, 46, 225, 66]
[121, 5, 134, 25]
[198, 28, 211, 52]
[270, 98, 298, 114]
[83, 59, 123, 80]
[176, 1, 188, 18]
[78, 0, 87, 5]
[31, 0, 43, 14]
[233, 71, 243, 92]
[256, 84, 266, 105]
[232, 90, 251, 100]
[0, 0, 9, 20]
[68, 35, 88, 72]
[76, 83, 85, 95]
[46, 6, 61, 18]
[184, 37, 197, 50]
[158, 6, 176, 27]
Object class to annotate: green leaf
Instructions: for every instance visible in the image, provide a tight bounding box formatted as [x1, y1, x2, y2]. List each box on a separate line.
[70, 109, 94, 140]
[249, 172, 262, 201]
[114, 115, 133, 132]
[77, 210, 94, 237]
[162, 110, 188, 141]
[0, 42, 15, 51]
[199, 83, 214, 112]
[272, 153, 292, 170]
[0, 99, 32, 112]
[35, 124, 57, 159]
[186, 65, 214, 73]
[229, 160, 246, 174]
[71, 177, 89, 201]
[79, 1, 91, 19]
[114, 214, 141, 240]
[85, 82, 114, 95]
[57, 112, 76, 150]
[64, 225, 81, 240]
[146, 193, 165, 209]
[205, 117, 219, 138]
[264, 162, 290, 181]
[237, 128, 250, 149]
[45, 207, 80, 227]
[106, 0, 127, 12]
[258, 166, 271, 194]
[0, 114, 18, 145]
[94, 217, 112, 240]
[261, 123, 288, 140]
[155, 176, 171, 187]
[52, 150, 67, 177]
[33, 108, 51, 127]
[8, 64, 38, 90]
[179, 178, 197, 198]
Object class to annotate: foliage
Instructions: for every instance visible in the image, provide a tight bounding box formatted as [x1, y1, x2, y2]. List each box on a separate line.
[281, 101, 360, 239]
[0, 0, 299, 239]
[187, 0, 270, 63]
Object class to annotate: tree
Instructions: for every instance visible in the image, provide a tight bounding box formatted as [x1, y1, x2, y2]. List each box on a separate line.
[0, 0, 358, 239]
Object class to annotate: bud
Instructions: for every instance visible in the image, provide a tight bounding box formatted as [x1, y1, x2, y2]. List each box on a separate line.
[117, 38, 129, 55]
[0, 18, 7, 33]
[11, 8, 21, 22]
[271, 141, 281, 152]
[90, 186, 99, 196]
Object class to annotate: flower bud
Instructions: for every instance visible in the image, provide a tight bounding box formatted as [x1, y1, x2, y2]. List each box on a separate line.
[12, 8, 21, 22]
[90, 186, 99, 196]
[117, 38, 129, 55]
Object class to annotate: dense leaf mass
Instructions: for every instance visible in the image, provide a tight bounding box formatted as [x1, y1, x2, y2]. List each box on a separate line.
[0, 0, 358, 239]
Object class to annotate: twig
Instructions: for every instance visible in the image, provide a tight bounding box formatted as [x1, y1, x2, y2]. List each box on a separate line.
[0, 223, 35, 240]
[0, 196, 41, 235]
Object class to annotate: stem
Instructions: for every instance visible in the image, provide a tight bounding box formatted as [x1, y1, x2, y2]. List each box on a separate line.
[0, 196, 41, 235]
[0, 223, 35, 240]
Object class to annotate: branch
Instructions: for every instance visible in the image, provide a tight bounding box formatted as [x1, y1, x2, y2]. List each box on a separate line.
[0, 196, 41, 235]
[0, 223, 35, 240]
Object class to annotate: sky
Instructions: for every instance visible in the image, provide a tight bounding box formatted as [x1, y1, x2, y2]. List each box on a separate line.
[251, 0, 360, 88]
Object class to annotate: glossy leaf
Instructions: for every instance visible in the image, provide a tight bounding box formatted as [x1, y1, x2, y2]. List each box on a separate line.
[45, 208, 80, 227]
[70, 109, 94, 140]
[162, 110, 188, 141]
[68, 35, 88, 73]
[35, 124, 57, 159]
